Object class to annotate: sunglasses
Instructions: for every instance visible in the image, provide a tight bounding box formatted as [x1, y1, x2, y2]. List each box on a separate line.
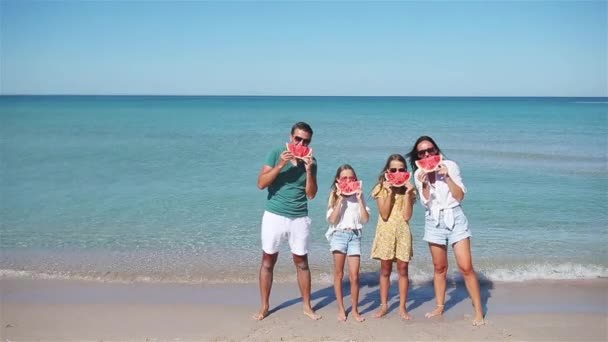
[387, 168, 407, 173]
[339, 176, 357, 181]
[293, 136, 311, 145]
[417, 147, 438, 158]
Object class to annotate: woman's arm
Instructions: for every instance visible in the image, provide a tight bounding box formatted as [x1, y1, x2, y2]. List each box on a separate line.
[437, 163, 465, 202]
[445, 176, 464, 201]
[416, 171, 431, 203]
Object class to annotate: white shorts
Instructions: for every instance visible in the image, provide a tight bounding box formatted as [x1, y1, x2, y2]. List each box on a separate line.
[261, 211, 311, 256]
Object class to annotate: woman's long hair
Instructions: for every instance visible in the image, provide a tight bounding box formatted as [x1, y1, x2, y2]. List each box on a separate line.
[406, 136, 443, 173]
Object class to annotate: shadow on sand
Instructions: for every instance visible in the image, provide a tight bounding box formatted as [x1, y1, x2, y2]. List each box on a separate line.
[268, 271, 494, 318]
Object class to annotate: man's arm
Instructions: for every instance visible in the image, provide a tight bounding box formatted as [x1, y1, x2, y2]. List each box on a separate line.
[302, 156, 317, 199]
[257, 151, 291, 189]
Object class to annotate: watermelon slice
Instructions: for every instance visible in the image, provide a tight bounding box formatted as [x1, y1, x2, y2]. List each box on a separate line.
[286, 142, 312, 158]
[415, 154, 443, 173]
[336, 180, 362, 196]
[384, 171, 411, 187]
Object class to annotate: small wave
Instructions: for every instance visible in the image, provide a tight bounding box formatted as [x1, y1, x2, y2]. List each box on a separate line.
[0, 269, 259, 284]
[3, 262, 605, 285]
[573, 101, 608, 104]
[481, 263, 608, 282]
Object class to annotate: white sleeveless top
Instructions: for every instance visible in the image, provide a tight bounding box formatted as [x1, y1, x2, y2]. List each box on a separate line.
[324, 195, 370, 240]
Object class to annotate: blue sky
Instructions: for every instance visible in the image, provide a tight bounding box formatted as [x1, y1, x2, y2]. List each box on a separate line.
[1, 1, 606, 96]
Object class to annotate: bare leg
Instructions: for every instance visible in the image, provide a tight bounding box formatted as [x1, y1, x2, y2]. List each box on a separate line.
[347, 255, 364, 322]
[425, 243, 448, 319]
[293, 253, 321, 320]
[453, 238, 484, 325]
[332, 251, 347, 321]
[373, 260, 392, 318]
[397, 260, 411, 320]
[253, 252, 278, 320]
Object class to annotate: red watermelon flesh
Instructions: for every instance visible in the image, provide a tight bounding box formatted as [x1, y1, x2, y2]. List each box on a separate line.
[337, 180, 362, 196]
[286, 143, 312, 158]
[384, 171, 411, 187]
[415, 154, 443, 172]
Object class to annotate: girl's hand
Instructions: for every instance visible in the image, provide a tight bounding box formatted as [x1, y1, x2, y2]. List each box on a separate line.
[382, 180, 393, 192]
[355, 188, 363, 201]
[335, 187, 343, 197]
[436, 163, 449, 177]
[405, 181, 415, 194]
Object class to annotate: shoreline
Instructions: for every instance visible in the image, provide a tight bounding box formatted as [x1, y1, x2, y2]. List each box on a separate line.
[1, 277, 606, 341]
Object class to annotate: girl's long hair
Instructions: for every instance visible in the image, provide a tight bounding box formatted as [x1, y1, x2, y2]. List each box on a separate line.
[328, 164, 357, 208]
[406, 135, 443, 173]
[372, 154, 407, 197]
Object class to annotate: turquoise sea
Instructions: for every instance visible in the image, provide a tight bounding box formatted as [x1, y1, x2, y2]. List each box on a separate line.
[1, 96, 606, 284]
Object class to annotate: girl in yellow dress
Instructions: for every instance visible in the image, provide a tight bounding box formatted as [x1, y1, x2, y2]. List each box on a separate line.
[370, 154, 416, 320]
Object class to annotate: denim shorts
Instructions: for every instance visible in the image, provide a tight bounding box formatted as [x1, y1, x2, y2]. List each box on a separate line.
[329, 229, 362, 256]
[423, 206, 471, 246]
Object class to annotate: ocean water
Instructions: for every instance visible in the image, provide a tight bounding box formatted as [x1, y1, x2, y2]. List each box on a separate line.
[1, 96, 607, 284]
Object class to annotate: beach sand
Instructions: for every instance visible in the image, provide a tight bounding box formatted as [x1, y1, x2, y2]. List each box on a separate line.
[1, 277, 606, 341]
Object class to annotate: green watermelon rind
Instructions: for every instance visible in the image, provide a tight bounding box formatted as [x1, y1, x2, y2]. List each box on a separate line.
[415, 154, 443, 172]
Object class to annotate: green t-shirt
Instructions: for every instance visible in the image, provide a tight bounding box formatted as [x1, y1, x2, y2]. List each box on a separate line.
[264, 146, 317, 218]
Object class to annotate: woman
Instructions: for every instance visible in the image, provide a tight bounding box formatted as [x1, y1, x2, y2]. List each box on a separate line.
[407, 136, 485, 326]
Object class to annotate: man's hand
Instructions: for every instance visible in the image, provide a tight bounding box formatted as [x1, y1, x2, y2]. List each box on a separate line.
[301, 156, 314, 172]
[278, 150, 294, 168]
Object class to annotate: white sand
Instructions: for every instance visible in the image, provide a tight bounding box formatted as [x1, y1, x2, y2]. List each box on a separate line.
[1, 278, 606, 341]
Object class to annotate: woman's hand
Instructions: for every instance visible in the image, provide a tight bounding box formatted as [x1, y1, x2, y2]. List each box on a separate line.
[417, 171, 428, 184]
[436, 163, 449, 177]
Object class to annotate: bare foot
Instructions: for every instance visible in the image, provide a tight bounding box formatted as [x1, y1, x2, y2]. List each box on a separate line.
[252, 309, 269, 321]
[472, 316, 486, 326]
[399, 309, 412, 320]
[373, 304, 388, 318]
[352, 312, 366, 322]
[337, 310, 347, 322]
[303, 308, 322, 320]
[424, 304, 444, 319]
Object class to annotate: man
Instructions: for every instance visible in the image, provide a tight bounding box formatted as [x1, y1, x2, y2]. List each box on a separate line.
[253, 122, 321, 321]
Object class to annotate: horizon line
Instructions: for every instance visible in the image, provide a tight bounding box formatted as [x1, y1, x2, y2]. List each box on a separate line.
[1, 94, 607, 98]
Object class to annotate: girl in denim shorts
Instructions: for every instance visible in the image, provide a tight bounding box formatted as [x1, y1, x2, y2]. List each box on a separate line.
[408, 135, 485, 326]
[325, 164, 370, 322]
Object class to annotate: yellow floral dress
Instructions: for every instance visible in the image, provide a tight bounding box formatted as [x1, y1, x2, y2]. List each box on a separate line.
[370, 184, 415, 262]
